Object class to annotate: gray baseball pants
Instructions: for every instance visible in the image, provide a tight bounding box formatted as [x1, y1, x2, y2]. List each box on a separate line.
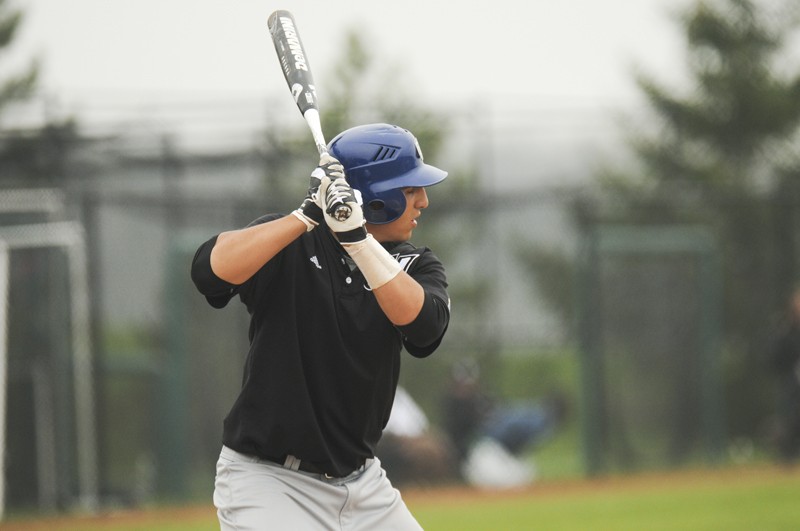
[214, 445, 423, 530]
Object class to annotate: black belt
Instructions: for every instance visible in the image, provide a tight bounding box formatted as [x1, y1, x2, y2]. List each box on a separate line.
[268, 454, 368, 478]
[260, 453, 323, 474]
[293, 459, 328, 475]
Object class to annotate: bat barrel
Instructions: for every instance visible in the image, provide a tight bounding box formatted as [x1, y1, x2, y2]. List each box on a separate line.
[268, 10, 319, 116]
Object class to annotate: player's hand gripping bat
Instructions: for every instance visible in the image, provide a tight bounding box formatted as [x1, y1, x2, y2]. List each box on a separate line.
[267, 10, 352, 222]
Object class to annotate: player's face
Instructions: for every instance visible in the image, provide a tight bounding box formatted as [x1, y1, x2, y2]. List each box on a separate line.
[367, 187, 429, 243]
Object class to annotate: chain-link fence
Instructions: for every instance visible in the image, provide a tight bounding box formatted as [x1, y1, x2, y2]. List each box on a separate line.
[578, 226, 724, 474]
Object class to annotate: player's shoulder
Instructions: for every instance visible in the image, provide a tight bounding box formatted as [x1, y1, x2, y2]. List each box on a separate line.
[384, 240, 428, 260]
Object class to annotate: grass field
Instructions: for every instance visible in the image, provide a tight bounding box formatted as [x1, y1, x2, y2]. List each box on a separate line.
[3, 464, 799, 530]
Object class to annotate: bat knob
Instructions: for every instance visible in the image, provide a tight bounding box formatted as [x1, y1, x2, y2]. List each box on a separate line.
[333, 204, 352, 222]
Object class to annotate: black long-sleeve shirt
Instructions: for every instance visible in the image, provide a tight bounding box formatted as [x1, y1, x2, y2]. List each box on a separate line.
[191, 214, 450, 476]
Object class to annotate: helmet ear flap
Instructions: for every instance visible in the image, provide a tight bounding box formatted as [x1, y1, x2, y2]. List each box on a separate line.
[363, 189, 406, 224]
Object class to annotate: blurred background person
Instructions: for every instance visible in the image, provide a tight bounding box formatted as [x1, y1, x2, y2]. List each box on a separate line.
[377, 387, 459, 486]
[441, 360, 568, 488]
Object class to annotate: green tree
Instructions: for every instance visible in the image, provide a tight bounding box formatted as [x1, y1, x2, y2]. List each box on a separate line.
[599, 0, 800, 441]
[515, 0, 800, 448]
[0, 0, 38, 120]
[0, 0, 81, 188]
[631, 0, 800, 190]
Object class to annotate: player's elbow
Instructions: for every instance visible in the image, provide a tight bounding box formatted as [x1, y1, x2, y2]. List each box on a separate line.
[397, 293, 450, 351]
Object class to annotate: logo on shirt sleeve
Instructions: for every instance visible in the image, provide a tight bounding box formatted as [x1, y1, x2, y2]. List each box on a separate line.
[393, 253, 420, 272]
[362, 253, 421, 291]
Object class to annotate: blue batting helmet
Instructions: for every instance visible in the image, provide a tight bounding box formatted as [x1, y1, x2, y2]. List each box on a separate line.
[328, 123, 447, 224]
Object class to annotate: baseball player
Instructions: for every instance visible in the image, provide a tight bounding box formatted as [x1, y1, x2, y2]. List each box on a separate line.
[191, 123, 450, 530]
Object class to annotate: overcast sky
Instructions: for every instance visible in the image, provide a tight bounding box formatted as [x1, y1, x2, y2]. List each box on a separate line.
[10, 0, 695, 111]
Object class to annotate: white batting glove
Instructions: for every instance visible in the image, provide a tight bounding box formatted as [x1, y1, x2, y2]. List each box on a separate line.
[314, 153, 345, 181]
[317, 175, 367, 244]
[291, 154, 345, 231]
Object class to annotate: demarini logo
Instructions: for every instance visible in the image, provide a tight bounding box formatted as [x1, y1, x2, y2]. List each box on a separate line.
[278, 16, 308, 72]
[291, 83, 317, 106]
[291, 83, 303, 104]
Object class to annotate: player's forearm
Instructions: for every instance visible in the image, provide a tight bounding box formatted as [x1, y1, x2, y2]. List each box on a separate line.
[372, 272, 425, 325]
[211, 215, 306, 284]
[339, 233, 419, 324]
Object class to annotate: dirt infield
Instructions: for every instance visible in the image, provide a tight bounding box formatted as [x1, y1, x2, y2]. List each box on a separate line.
[2, 464, 798, 530]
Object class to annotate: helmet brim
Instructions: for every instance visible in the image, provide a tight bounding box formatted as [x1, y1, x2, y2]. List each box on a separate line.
[371, 163, 448, 194]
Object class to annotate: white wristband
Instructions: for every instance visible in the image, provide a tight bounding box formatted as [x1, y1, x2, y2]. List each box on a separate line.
[291, 209, 317, 232]
[344, 234, 402, 289]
